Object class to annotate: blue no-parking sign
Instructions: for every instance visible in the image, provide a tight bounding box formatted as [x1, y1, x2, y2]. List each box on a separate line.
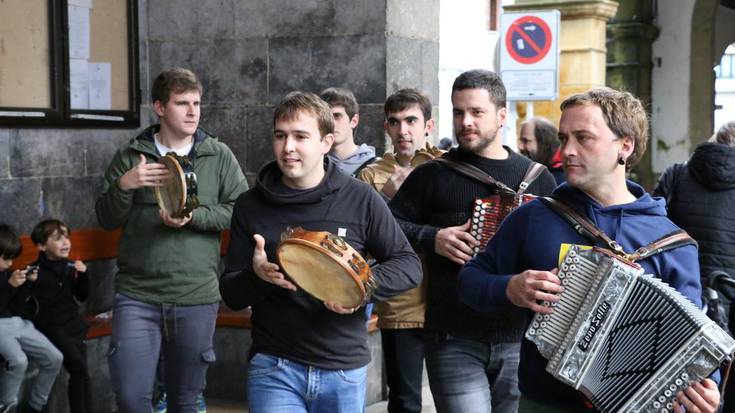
[500, 10, 560, 101]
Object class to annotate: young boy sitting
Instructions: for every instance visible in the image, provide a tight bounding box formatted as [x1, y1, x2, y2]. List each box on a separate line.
[0, 223, 63, 413]
[29, 219, 91, 413]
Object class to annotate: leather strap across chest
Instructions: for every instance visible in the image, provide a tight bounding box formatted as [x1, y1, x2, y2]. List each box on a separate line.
[539, 196, 697, 262]
[434, 156, 546, 196]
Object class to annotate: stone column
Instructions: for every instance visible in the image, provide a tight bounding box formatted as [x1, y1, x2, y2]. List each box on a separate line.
[606, 0, 659, 188]
[503, 0, 618, 124]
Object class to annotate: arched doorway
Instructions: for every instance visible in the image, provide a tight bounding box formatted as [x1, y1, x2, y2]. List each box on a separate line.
[715, 44, 735, 131]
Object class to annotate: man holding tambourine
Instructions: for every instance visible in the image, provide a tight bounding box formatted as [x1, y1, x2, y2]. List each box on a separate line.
[95, 68, 248, 413]
[220, 91, 421, 413]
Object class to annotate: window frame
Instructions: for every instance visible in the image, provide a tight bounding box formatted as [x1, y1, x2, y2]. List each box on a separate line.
[0, 0, 140, 128]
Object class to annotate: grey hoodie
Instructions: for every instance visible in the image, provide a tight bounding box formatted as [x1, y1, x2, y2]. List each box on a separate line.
[328, 142, 376, 176]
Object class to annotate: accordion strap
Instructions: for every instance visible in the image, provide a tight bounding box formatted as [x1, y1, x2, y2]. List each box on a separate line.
[539, 196, 697, 262]
[434, 156, 546, 195]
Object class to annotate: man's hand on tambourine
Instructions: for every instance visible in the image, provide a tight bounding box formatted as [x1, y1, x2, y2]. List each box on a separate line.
[324, 301, 360, 315]
[118, 154, 171, 191]
[252, 234, 297, 291]
[434, 218, 479, 265]
[159, 209, 192, 228]
[507, 268, 562, 314]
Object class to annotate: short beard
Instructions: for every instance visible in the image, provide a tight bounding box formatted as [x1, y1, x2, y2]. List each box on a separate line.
[458, 127, 499, 155]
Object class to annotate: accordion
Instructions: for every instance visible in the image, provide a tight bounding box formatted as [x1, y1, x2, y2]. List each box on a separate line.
[526, 246, 735, 413]
[470, 194, 535, 255]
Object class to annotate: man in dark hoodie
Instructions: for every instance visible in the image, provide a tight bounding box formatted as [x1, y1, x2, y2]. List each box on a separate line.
[458, 87, 719, 413]
[96, 68, 248, 413]
[220, 91, 421, 413]
[654, 120, 735, 411]
[654, 121, 735, 290]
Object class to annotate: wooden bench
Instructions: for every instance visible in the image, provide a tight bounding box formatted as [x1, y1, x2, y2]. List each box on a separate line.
[13, 227, 378, 338]
[14, 227, 382, 412]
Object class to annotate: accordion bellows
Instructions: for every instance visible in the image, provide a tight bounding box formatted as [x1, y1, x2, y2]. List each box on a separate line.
[526, 246, 735, 413]
[470, 195, 535, 255]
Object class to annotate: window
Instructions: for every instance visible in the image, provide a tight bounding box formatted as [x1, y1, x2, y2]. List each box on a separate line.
[0, 0, 140, 127]
[715, 44, 735, 80]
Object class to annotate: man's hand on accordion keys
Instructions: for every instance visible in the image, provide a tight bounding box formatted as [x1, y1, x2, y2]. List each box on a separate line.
[252, 234, 297, 291]
[672, 378, 720, 413]
[506, 268, 563, 314]
[435, 219, 480, 265]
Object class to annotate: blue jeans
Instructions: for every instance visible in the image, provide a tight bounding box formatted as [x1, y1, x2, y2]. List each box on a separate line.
[107, 294, 218, 413]
[0, 317, 63, 411]
[425, 333, 520, 413]
[246, 353, 368, 413]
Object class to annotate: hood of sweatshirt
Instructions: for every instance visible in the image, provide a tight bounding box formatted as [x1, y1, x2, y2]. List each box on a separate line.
[688, 142, 735, 190]
[552, 180, 670, 244]
[254, 157, 352, 205]
[328, 143, 376, 175]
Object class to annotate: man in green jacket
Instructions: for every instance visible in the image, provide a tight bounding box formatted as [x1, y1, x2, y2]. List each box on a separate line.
[95, 68, 248, 413]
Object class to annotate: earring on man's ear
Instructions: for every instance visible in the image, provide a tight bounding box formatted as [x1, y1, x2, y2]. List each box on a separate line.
[618, 157, 626, 165]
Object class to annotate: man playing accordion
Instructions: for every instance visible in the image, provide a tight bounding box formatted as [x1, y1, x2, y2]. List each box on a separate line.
[458, 87, 721, 413]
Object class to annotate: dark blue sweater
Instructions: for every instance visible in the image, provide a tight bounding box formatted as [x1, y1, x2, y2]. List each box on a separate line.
[457, 181, 701, 409]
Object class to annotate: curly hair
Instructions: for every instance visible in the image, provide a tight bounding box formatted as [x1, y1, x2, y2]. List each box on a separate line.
[712, 121, 735, 146]
[560, 87, 648, 170]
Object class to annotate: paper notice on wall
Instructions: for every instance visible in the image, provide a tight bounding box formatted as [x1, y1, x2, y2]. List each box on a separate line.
[89, 62, 111, 110]
[68, 5, 90, 59]
[69, 0, 93, 7]
[70, 59, 90, 109]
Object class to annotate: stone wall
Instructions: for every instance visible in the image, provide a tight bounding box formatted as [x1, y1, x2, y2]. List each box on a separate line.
[1, 0, 439, 233]
[2, 0, 438, 409]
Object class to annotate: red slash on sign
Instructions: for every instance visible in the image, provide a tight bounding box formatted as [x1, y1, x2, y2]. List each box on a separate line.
[505, 15, 552, 64]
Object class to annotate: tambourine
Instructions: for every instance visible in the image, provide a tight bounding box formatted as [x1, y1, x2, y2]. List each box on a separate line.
[410, 150, 438, 167]
[410, 145, 444, 167]
[154, 152, 199, 218]
[276, 227, 375, 308]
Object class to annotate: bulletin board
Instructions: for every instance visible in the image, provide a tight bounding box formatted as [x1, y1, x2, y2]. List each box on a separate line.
[0, 0, 51, 108]
[0, 0, 139, 127]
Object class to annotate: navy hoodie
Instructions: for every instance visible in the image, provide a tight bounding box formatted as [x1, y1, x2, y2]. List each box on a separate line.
[458, 181, 701, 409]
[220, 159, 421, 370]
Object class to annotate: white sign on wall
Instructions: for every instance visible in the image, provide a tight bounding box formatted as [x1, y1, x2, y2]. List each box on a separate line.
[499, 10, 560, 101]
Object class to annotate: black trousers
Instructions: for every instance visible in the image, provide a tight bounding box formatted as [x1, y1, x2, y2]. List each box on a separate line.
[50, 332, 92, 413]
[381, 328, 426, 413]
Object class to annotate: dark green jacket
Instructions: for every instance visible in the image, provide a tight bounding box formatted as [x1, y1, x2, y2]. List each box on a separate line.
[96, 126, 248, 305]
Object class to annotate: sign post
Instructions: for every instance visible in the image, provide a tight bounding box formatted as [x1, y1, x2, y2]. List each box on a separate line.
[499, 10, 560, 101]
